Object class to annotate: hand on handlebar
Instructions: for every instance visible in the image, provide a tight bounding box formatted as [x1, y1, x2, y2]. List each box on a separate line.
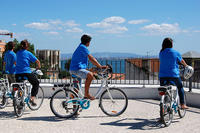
[101, 65, 108, 69]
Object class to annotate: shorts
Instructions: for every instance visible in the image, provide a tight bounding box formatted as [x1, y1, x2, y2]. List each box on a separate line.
[69, 69, 90, 79]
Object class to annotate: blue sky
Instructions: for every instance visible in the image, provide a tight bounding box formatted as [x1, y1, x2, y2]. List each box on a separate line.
[0, 0, 200, 56]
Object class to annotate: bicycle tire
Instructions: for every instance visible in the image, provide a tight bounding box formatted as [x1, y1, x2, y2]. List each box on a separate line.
[13, 89, 25, 117]
[178, 93, 186, 118]
[28, 86, 44, 111]
[160, 95, 173, 127]
[0, 88, 8, 109]
[50, 88, 79, 118]
[99, 87, 128, 116]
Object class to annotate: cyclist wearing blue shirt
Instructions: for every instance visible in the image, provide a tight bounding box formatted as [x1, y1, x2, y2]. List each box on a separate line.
[3, 41, 16, 84]
[15, 40, 41, 106]
[159, 38, 188, 109]
[70, 34, 107, 100]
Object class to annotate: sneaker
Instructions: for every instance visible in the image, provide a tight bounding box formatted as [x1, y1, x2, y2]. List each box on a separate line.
[29, 99, 37, 107]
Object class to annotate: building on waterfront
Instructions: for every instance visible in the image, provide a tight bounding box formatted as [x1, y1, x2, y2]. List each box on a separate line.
[0, 40, 6, 57]
[182, 51, 200, 82]
[36, 49, 60, 79]
[125, 51, 200, 85]
[125, 58, 160, 80]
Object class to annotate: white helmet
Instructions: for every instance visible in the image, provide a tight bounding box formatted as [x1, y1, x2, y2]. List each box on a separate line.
[31, 68, 44, 76]
[183, 65, 194, 79]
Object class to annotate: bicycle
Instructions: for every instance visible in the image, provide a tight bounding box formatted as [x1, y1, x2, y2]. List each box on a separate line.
[0, 74, 13, 109]
[158, 81, 186, 127]
[12, 69, 44, 117]
[50, 65, 128, 118]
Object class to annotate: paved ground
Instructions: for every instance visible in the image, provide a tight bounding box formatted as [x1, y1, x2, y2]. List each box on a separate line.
[0, 99, 200, 133]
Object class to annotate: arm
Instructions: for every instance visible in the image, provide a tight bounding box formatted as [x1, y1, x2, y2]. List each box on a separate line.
[35, 59, 41, 69]
[88, 54, 102, 68]
[180, 59, 188, 67]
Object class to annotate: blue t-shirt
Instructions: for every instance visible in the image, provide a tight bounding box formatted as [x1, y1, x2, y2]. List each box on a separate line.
[3, 50, 16, 74]
[70, 44, 90, 71]
[16, 50, 37, 74]
[159, 48, 182, 78]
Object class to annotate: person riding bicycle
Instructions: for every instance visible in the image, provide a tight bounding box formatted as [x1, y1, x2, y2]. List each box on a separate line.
[3, 41, 16, 84]
[15, 40, 41, 106]
[69, 34, 107, 100]
[159, 37, 188, 109]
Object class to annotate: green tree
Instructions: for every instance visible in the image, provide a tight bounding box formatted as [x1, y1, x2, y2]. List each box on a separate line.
[65, 58, 71, 71]
[39, 59, 50, 79]
[58, 58, 71, 79]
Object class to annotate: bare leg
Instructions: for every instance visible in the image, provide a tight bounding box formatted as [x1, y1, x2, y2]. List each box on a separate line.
[84, 72, 95, 100]
[31, 96, 35, 100]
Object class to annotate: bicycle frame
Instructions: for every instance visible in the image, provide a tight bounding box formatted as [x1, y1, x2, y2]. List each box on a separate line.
[0, 75, 12, 98]
[12, 81, 32, 103]
[160, 85, 180, 113]
[72, 77, 112, 100]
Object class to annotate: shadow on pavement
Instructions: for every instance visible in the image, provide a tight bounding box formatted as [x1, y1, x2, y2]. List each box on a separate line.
[78, 115, 109, 119]
[0, 110, 31, 120]
[17, 116, 78, 122]
[0, 110, 15, 119]
[101, 118, 165, 130]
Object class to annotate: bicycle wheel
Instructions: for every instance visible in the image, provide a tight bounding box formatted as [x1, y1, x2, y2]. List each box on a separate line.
[99, 88, 128, 116]
[178, 93, 186, 118]
[0, 86, 8, 109]
[50, 88, 79, 118]
[13, 89, 25, 117]
[160, 95, 173, 127]
[28, 86, 44, 111]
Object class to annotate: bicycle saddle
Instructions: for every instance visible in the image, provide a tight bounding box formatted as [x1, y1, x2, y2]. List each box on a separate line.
[158, 86, 172, 92]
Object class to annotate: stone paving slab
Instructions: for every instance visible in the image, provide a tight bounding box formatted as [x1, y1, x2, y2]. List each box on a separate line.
[0, 99, 200, 133]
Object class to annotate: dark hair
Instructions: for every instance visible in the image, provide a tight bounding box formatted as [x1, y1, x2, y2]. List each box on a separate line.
[7, 41, 15, 50]
[20, 39, 29, 49]
[81, 34, 92, 45]
[160, 37, 173, 52]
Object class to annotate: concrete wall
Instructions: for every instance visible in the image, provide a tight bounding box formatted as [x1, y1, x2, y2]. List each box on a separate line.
[40, 84, 200, 108]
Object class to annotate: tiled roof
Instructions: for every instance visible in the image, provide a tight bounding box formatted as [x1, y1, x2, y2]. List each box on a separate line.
[182, 51, 200, 58]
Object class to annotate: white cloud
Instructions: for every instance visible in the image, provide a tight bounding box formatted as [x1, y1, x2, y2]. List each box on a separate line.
[87, 16, 127, 34]
[48, 20, 62, 25]
[63, 20, 80, 27]
[43, 31, 59, 35]
[87, 16, 125, 28]
[141, 23, 182, 35]
[24, 22, 50, 30]
[24, 19, 81, 32]
[128, 19, 150, 24]
[87, 22, 111, 28]
[100, 26, 128, 34]
[103, 16, 125, 24]
[12, 24, 17, 26]
[66, 27, 83, 33]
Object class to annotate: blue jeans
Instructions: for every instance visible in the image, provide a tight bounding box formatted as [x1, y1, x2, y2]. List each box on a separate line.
[160, 77, 185, 104]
